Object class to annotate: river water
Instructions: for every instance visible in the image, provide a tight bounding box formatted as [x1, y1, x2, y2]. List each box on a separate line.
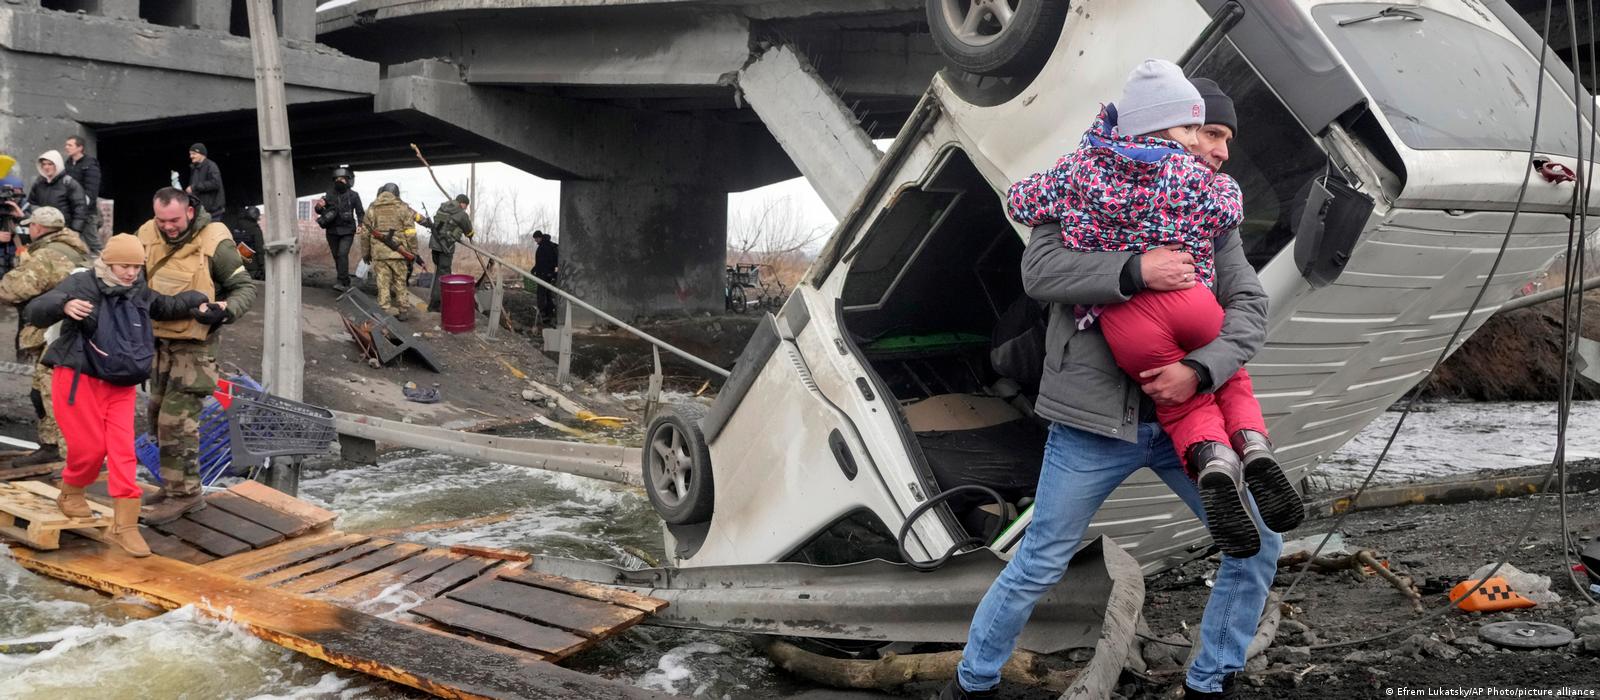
[2, 400, 1597, 699]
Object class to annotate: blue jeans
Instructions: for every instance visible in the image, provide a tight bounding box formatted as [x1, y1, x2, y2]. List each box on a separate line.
[956, 421, 1283, 693]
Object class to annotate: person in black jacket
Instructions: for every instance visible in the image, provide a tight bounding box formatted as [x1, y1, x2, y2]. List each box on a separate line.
[25, 234, 208, 557]
[530, 230, 560, 324]
[27, 150, 87, 235]
[62, 136, 103, 254]
[233, 206, 265, 280]
[313, 167, 364, 291]
[185, 143, 225, 219]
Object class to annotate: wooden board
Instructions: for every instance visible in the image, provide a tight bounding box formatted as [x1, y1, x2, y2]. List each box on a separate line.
[408, 556, 501, 599]
[203, 532, 365, 577]
[206, 491, 315, 537]
[276, 542, 428, 596]
[315, 551, 465, 606]
[411, 597, 588, 660]
[497, 569, 668, 614]
[140, 526, 215, 565]
[447, 578, 642, 639]
[10, 481, 113, 517]
[7, 542, 665, 700]
[184, 505, 286, 548]
[0, 463, 56, 482]
[227, 481, 336, 531]
[250, 540, 392, 587]
[153, 518, 253, 558]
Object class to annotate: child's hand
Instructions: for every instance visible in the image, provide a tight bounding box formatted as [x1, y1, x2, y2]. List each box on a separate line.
[1141, 244, 1197, 291]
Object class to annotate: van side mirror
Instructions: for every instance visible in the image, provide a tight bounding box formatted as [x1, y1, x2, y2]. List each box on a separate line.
[1292, 175, 1375, 288]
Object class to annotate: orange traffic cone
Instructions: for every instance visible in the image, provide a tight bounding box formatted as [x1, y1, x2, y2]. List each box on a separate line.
[1448, 576, 1536, 612]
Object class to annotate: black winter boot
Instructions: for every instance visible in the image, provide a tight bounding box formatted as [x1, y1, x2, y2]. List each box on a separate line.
[1183, 673, 1238, 699]
[12, 444, 61, 467]
[937, 678, 997, 700]
[1231, 429, 1305, 533]
[1189, 441, 1260, 558]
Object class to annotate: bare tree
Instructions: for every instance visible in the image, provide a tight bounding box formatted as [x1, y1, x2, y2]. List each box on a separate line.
[728, 195, 829, 288]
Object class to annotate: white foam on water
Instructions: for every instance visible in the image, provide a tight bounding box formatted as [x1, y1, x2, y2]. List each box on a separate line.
[350, 583, 428, 620]
[0, 605, 398, 700]
[635, 642, 726, 694]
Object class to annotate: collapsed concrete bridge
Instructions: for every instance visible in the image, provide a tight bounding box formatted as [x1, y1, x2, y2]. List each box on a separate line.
[0, 0, 1578, 317]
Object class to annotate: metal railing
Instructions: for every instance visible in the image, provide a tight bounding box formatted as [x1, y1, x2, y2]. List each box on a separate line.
[459, 239, 732, 381]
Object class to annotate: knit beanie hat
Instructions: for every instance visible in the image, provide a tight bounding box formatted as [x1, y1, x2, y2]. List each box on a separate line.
[189, 142, 208, 156]
[1189, 77, 1238, 135]
[102, 234, 146, 266]
[1117, 59, 1205, 138]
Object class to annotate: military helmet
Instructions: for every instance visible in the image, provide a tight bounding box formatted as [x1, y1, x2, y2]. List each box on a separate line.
[332, 165, 354, 183]
[379, 182, 400, 197]
[243, 205, 261, 220]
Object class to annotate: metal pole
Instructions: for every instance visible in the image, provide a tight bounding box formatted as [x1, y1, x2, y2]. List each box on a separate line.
[557, 298, 572, 383]
[457, 239, 731, 379]
[1498, 275, 1600, 313]
[247, 0, 304, 493]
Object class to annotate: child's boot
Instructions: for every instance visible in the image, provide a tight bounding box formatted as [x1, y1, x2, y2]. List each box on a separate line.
[1190, 441, 1260, 558]
[1231, 429, 1305, 533]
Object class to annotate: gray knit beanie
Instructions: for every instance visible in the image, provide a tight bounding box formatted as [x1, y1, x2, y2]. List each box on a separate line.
[1117, 59, 1205, 138]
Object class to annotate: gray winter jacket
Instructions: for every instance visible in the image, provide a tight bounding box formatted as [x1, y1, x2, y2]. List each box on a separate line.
[1022, 222, 1267, 442]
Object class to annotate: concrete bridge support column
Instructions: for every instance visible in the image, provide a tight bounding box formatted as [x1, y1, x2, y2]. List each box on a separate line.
[738, 44, 881, 218]
[560, 180, 728, 320]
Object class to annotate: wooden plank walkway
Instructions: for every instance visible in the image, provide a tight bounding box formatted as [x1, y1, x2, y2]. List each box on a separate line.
[2, 480, 670, 699]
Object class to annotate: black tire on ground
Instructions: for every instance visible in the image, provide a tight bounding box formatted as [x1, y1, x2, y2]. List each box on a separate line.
[642, 403, 715, 525]
[926, 0, 1071, 77]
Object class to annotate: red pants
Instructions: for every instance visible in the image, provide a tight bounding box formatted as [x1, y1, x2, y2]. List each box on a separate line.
[1098, 285, 1266, 473]
[51, 366, 141, 499]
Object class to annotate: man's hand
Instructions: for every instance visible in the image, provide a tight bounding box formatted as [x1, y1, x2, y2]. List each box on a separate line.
[184, 186, 192, 194]
[64, 299, 93, 320]
[4, 201, 23, 220]
[1139, 362, 1199, 406]
[1141, 244, 1197, 292]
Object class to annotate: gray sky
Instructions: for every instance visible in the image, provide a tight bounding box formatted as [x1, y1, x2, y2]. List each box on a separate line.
[313, 162, 839, 248]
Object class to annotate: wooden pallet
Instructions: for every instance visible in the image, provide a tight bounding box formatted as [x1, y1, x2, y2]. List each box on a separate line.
[201, 535, 666, 663]
[0, 481, 112, 549]
[77, 479, 337, 563]
[9, 541, 666, 699]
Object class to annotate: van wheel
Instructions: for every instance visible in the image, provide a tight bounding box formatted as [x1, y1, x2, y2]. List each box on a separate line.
[643, 403, 715, 525]
[926, 0, 1070, 77]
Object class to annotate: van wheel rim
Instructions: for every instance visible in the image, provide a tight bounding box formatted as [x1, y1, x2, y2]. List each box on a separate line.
[938, 0, 1017, 47]
[650, 425, 692, 507]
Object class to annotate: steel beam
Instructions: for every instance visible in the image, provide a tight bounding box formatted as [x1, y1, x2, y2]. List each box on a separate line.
[331, 411, 643, 486]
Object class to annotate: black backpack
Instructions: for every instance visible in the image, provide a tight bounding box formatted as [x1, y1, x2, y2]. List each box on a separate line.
[83, 293, 155, 386]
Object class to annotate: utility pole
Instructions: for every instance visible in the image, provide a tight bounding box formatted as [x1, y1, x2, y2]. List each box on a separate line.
[247, 0, 304, 494]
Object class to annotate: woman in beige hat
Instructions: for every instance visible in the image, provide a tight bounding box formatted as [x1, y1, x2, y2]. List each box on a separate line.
[23, 234, 210, 556]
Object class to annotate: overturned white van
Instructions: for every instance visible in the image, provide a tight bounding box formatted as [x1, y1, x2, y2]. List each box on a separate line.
[640, 0, 1595, 579]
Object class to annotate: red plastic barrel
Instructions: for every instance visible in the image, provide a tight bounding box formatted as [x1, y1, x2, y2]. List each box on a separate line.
[439, 274, 477, 333]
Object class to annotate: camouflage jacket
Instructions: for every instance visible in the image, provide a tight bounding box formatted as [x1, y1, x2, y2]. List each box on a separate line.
[357, 191, 420, 262]
[426, 200, 473, 254]
[0, 228, 89, 352]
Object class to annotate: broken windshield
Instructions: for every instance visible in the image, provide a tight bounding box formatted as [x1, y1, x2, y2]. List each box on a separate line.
[1313, 4, 1583, 156]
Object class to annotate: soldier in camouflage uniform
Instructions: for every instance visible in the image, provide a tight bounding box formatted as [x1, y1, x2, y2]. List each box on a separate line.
[0, 206, 89, 467]
[358, 183, 423, 321]
[138, 188, 256, 524]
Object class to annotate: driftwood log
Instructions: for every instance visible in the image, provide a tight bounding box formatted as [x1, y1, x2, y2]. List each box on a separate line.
[761, 639, 1076, 692]
[1279, 549, 1424, 613]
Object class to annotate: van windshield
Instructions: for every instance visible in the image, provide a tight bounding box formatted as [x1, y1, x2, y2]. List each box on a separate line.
[1313, 4, 1583, 156]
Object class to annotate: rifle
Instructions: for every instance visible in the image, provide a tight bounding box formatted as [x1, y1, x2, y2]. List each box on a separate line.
[365, 228, 428, 271]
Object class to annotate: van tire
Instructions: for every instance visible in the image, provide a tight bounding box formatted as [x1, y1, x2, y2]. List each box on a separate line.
[926, 0, 1070, 77]
[642, 403, 715, 525]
